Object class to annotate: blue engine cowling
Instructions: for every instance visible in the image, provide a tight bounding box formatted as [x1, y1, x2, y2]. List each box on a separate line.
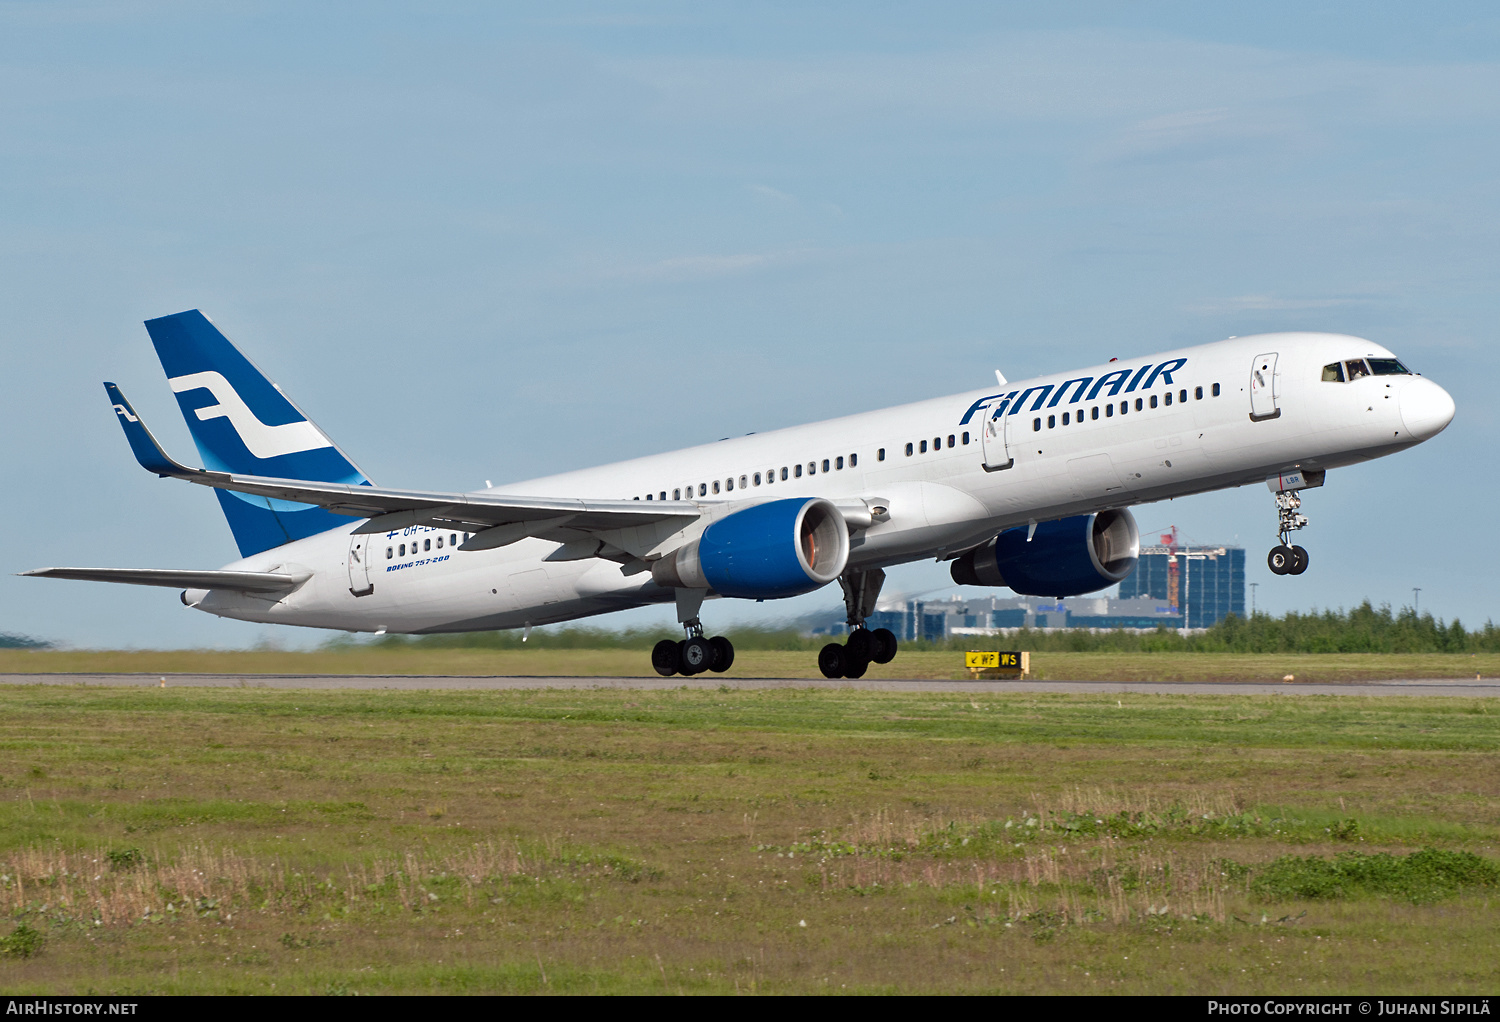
[949, 509, 1139, 596]
[650, 498, 849, 599]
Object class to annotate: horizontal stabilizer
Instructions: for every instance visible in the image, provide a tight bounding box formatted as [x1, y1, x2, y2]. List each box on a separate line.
[20, 567, 307, 593]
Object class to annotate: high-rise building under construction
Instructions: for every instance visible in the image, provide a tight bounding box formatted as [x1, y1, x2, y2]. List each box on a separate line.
[1118, 537, 1246, 628]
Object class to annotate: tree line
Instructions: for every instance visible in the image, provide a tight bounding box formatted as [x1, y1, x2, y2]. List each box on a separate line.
[354, 601, 1498, 654]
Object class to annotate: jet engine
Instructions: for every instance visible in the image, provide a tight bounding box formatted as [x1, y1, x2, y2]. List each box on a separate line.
[949, 508, 1139, 597]
[651, 498, 849, 599]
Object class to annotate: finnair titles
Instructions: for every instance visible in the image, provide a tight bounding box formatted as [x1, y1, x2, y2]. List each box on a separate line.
[27, 311, 1455, 678]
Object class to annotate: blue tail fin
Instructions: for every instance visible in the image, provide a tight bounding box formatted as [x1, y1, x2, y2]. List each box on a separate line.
[144, 310, 369, 558]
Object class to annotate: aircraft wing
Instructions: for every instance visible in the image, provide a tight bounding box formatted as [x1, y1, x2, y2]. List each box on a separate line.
[20, 567, 306, 593]
[103, 383, 702, 544]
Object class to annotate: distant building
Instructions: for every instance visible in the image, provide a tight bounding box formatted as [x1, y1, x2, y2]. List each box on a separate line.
[864, 594, 1184, 642]
[1119, 545, 1245, 628]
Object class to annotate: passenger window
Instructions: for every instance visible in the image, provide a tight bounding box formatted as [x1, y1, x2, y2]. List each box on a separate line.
[905, 443, 913, 456]
[633, 496, 640, 501]
[821, 460, 829, 473]
[399, 543, 406, 556]
[436, 536, 443, 549]
[808, 461, 817, 475]
[726, 478, 734, 491]
[754, 473, 761, 486]
[1120, 401, 1128, 415]
[1195, 386, 1204, 400]
[795, 464, 803, 477]
[739, 475, 747, 489]
[1092, 406, 1099, 420]
[933, 437, 941, 450]
[1164, 392, 1172, 406]
[386, 546, 393, 559]
[961, 432, 969, 445]
[1033, 418, 1041, 432]
[1212, 383, 1221, 396]
[699, 483, 707, 496]
[451, 534, 458, 546]
[425, 538, 432, 551]
[660, 491, 666, 501]
[1179, 389, 1187, 403]
[835, 457, 843, 470]
[713, 480, 720, 494]
[781, 467, 789, 480]
[1106, 404, 1114, 418]
[849, 453, 857, 467]
[1322, 362, 1345, 383]
[878, 448, 886, 461]
[645, 493, 652, 500]
[1047, 415, 1055, 429]
[1061, 412, 1069, 425]
[673, 488, 681, 500]
[1135, 398, 1143, 411]
[1149, 395, 1157, 408]
[947, 434, 955, 448]
[920, 440, 928, 453]
[1368, 358, 1411, 376]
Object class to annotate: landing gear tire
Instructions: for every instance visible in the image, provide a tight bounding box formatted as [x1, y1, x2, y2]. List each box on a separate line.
[651, 639, 681, 677]
[1268, 545, 1293, 575]
[708, 635, 735, 673]
[870, 628, 898, 664]
[681, 636, 714, 675]
[818, 642, 847, 680]
[1288, 545, 1309, 575]
[843, 652, 870, 679]
[845, 628, 874, 662]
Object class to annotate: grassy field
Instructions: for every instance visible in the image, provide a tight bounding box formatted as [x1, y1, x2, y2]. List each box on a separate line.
[1, 683, 1498, 994]
[3, 648, 1498, 681]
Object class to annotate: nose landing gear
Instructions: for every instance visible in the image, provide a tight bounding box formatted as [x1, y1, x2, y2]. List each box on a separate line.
[819, 569, 899, 679]
[1268, 489, 1310, 576]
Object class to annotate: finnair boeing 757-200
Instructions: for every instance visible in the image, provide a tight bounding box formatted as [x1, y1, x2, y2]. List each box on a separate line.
[26, 310, 1454, 678]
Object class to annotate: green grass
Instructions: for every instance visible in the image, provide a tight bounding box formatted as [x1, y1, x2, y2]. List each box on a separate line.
[4, 647, 1499, 681]
[0, 685, 1497, 994]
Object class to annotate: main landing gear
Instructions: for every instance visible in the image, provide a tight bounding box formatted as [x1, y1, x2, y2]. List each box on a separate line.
[651, 588, 735, 677]
[1268, 489, 1310, 576]
[819, 569, 900, 679]
[651, 628, 734, 677]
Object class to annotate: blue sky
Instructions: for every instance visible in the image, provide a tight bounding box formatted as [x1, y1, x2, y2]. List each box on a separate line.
[2, 2, 1496, 648]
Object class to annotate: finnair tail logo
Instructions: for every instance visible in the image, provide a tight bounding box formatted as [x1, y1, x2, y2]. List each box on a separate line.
[112, 404, 139, 423]
[168, 371, 333, 460]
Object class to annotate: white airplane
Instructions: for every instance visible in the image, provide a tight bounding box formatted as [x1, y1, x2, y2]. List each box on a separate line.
[25, 311, 1454, 678]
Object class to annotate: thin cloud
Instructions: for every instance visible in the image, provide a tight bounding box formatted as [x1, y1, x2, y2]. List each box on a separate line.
[1184, 294, 1365, 313]
[605, 248, 813, 284]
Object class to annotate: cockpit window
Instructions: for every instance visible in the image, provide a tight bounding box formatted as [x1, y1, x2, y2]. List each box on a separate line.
[1321, 362, 1345, 382]
[1367, 357, 1411, 376]
[1345, 359, 1371, 380]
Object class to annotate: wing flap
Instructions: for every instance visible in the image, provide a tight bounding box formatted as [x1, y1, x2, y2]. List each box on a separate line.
[20, 567, 307, 593]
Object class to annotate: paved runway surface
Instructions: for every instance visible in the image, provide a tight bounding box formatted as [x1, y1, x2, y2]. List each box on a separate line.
[1, 674, 1496, 697]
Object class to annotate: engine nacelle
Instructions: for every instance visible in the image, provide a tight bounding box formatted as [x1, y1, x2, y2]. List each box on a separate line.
[651, 498, 849, 599]
[949, 508, 1139, 597]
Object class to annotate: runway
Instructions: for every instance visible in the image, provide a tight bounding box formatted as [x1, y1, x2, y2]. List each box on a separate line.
[1, 673, 1496, 697]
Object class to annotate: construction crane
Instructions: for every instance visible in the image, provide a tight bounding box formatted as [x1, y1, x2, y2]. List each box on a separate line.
[1161, 526, 1181, 614]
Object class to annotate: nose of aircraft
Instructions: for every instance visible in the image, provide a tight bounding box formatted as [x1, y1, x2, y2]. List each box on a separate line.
[1400, 377, 1456, 441]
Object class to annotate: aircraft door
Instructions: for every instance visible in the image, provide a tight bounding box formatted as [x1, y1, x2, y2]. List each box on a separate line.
[981, 408, 1014, 471]
[347, 533, 375, 597]
[1250, 352, 1281, 421]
